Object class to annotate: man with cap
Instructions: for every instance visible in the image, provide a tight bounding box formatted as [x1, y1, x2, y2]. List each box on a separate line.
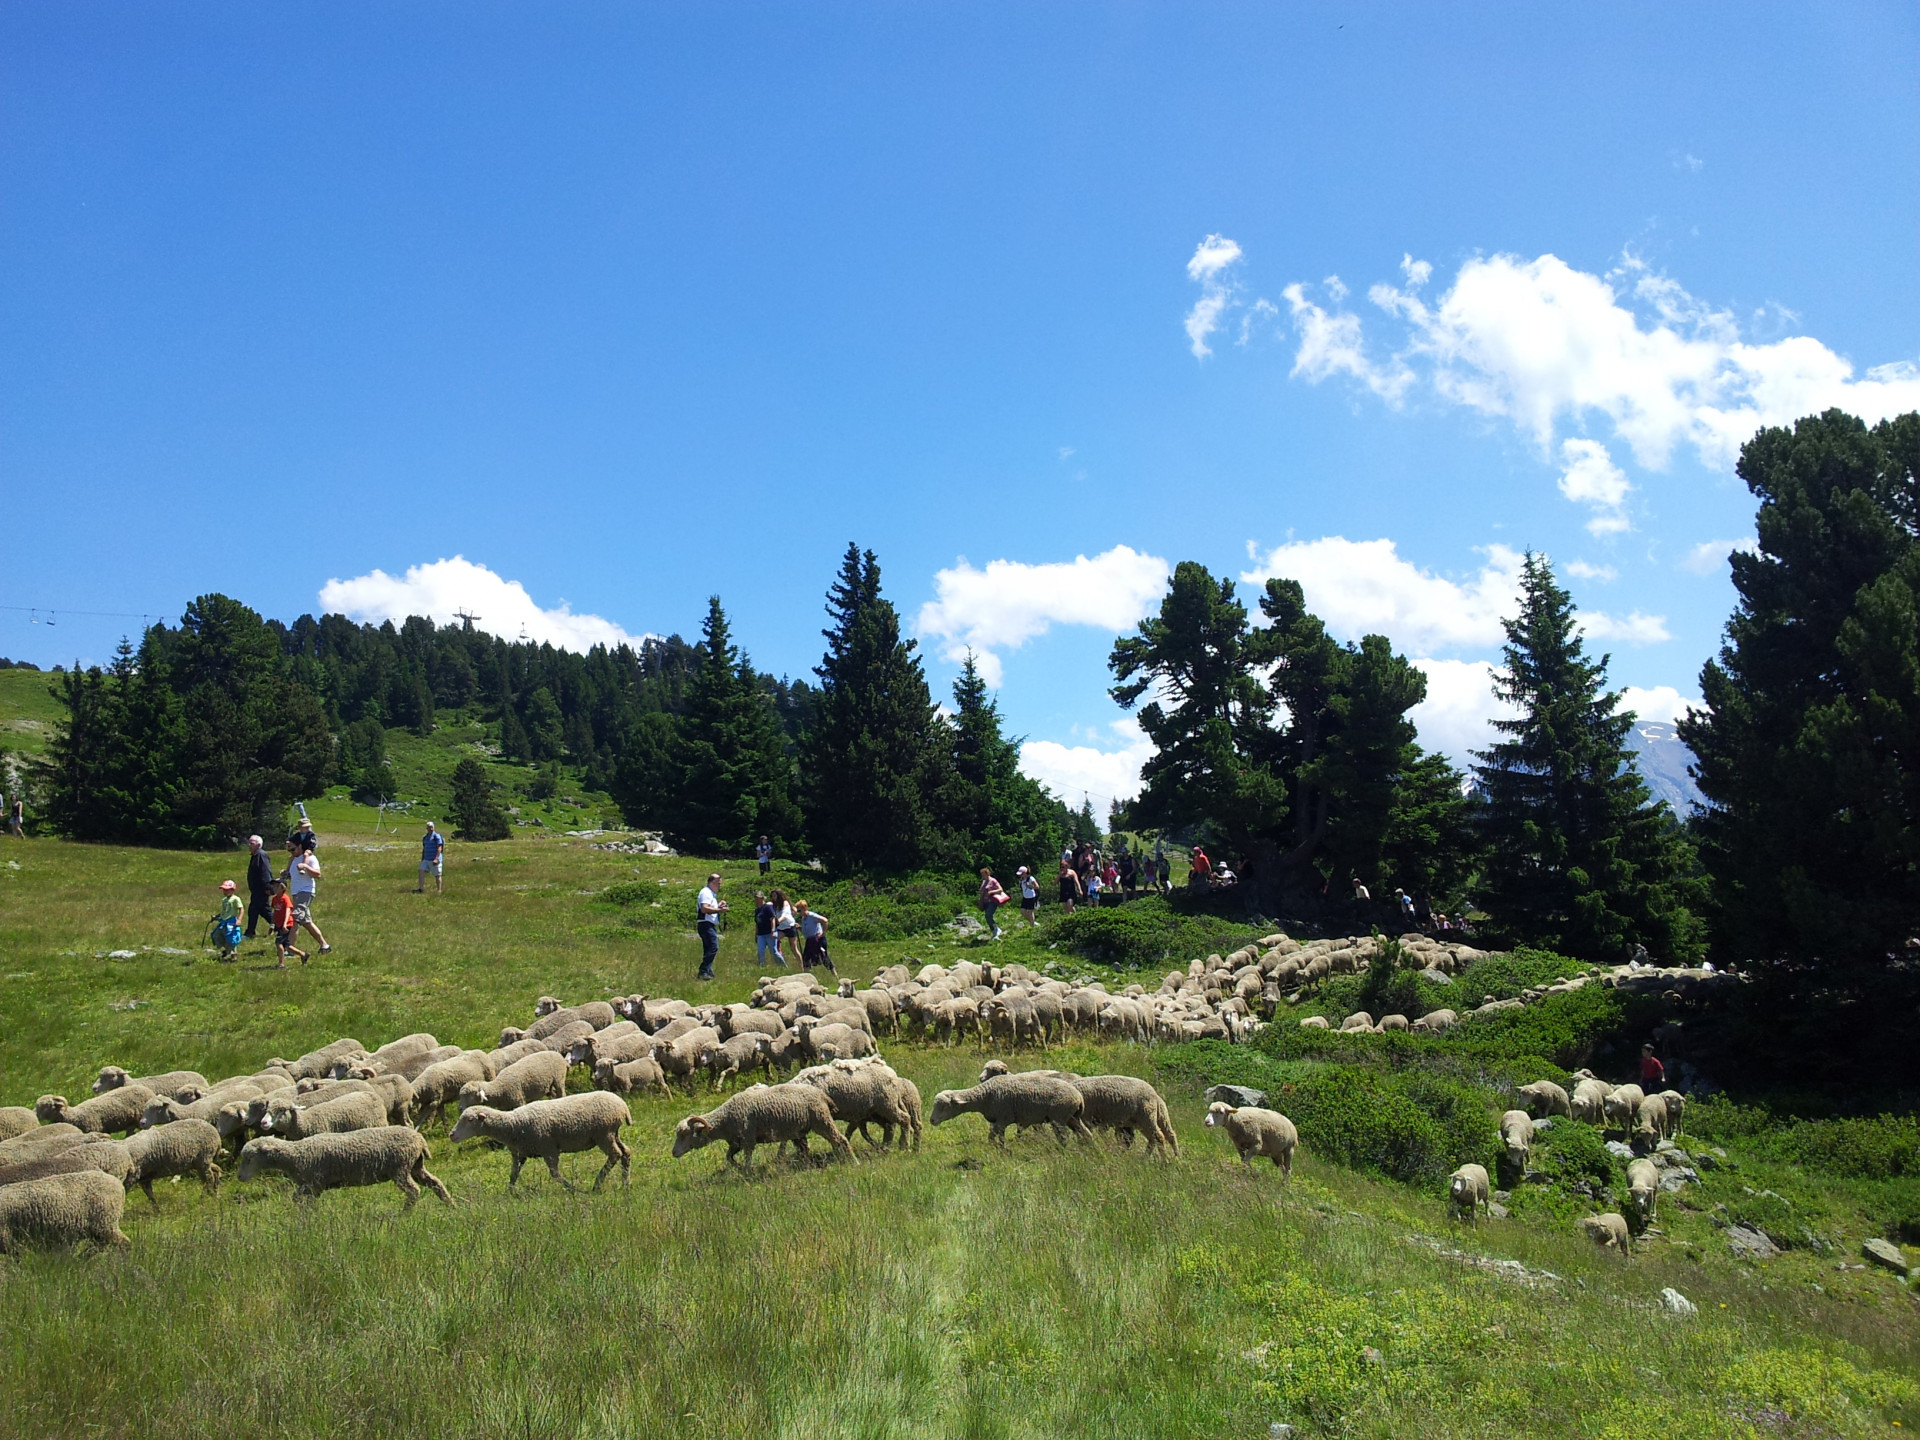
[695, 872, 727, 980]
[244, 834, 276, 942]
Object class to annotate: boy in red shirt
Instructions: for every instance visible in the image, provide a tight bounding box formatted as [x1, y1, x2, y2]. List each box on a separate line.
[1640, 1043, 1666, 1089]
[269, 879, 307, 968]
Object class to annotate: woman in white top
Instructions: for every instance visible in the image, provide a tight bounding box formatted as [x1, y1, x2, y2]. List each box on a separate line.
[1017, 866, 1040, 927]
[771, 888, 803, 969]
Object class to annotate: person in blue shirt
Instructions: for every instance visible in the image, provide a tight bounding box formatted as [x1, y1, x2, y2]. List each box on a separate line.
[417, 821, 446, 894]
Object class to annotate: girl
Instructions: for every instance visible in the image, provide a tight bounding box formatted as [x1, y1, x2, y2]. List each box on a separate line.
[795, 899, 834, 974]
[978, 868, 1009, 940]
[1057, 859, 1082, 914]
[771, 888, 803, 968]
[1017, 866, 1040, 927]
[212, 880, 244, 961]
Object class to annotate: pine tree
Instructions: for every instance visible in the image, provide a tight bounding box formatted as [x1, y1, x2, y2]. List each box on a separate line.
[450, 757, 512, 841]
[1474, 554, 1702, 961]
[801, 544, 958, 873]
[948, 651, 1066, 877]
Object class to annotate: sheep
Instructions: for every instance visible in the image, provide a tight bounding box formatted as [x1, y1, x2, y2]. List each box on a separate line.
[260, 1090, 388, 1140]
[283, 1077, 377, 1108]
[498, 1027, 527, 1048]
[1449, 1163, 1491, 1220]
[340, 1067, 417, 1125]
[0, 1107, 37, 1142]
[36, 1086, 153, 1137]
[409, 1053, 497, 1129]
[450, 1092, 633, 1190]
[717, 1006, 786, 1042]
[526, 999, 617, 1041]
[1075, 1076, 1178, 1156]
[836, 982, 899, 1036]
[139, 1082, 269, 1131]
[0, 1135, 132, 1190]
[655, 1026, 722, 1084]
[980, 995, 1045, 1050]
[237, 1127, 453, 1208]
[1339, 1011, 1376, 1033]
[456, 1051, 569, 1114]
[1204, 1103, 1298, 1174]
[596, 1055, 672, 1099]
[1410, 1008, 1459, 1034]
[335, 1044, 460, 1084]
[289, 1038, 368, 1081]
[563, 1021, 642, 1067]
[1602, 1084, 1646, 1132]
[931, 996, 981, 1046]
[1580, 1212, 1632, 1253]
[0, 1170, 130, 1252]
[872, 1072, 924, 1152]
[1657, 1089, 1687, 1133]
[619, 995, 693, 1031]
[1570, 1078, 1610, 1126]
[1298, 1015, 1331, 1030]
[792, 1059, 909, 1149]
[358, 1033, 439, 1072]
[1499, 1110, 1536, 1181]
[816, 1028, 877, 1063]
[702, 1033, 774, 1089]
[92, 1066, 208, 1102]
[929, 1075, 1093, 1146]
[574, 1028, 659, 1071]
[652, 1015, 709, 1048]
[672, 1083, 856, 1170]
[1517, 1081, 1572, 1120]
[1377, 1013, 1411, 1033]
[533, 1020, 595, 1056]
[486, 1038, 548, 1073]
[1626, 1157, 1660, 1229]
[122, 1119, 223, 1204]
[1632, 1094, 1670, 1150]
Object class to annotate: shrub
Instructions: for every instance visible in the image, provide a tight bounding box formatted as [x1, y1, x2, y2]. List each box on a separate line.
[1530, 1118, 1617, 1193]
[788, 874, 974, 943]
[598, 882, 654, 907]
[1438, 986, 1632, 1072]
[1051, 896, 1257, 970]
[1452, 947, 1588, 1004]
[1273, 1065, 1497, 1190]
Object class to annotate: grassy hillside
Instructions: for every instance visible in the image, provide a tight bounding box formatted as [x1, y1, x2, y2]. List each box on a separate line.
[0, 831, 1915, 1438]
[0, 665, 61, 759]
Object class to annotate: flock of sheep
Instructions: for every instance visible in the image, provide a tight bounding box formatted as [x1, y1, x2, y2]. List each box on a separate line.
[0, 932, 1700, 1258]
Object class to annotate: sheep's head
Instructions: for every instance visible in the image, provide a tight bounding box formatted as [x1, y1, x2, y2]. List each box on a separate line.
[34, 1096, 69, 1123]
[236, 1139, 286, 1182]
[499, 1028, 526, 1048]
[1449, 1173, 1476, 1206]
[344, 1065, 378, 1081]
[671, 1116, 717, 1156]
[448, 1108, 499, 1144]
[977, 1059, 1010, 1083]
[139, 1096, 180, 1130]
[837, 979, 856, 999]
[93, 1066, 132, 1095]
[1204, 1101, 1234, 1128]
[534, 996, 564, 1017]
[456, 1082, 490, 1112]
[215, 1103, 251, 1141]
[565, 1037, 596, 1066]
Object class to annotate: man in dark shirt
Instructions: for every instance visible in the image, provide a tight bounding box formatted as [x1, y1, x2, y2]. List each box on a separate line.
[244, 834, 276, 940]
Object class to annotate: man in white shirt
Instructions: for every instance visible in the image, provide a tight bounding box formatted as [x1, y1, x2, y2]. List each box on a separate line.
[695, 873, 726, 980]
[288, 845, 332, 954]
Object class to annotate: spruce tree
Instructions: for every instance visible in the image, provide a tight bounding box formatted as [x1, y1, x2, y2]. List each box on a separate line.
[801, 544, 958, 873]
[948, 652, 1066, 877]
[449, 757, 512, 841]
[1474, 554, 1702, 961]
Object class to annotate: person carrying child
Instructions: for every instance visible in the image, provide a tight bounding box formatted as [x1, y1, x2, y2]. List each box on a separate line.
[212, 880, 244, 961]
[268, 879, 307, 968]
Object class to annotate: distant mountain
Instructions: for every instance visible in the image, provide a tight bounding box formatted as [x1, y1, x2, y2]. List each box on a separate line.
[1625, 720, 1704, 815]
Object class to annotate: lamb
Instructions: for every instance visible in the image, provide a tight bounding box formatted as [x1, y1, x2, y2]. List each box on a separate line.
[0, 1107, 37, 1142]
[289, 1038, 368, 1080]
[92, 1066, 208, 1102]
[36, 1086, 154, 1136]
[237, 1127, 453, 1208]
[596, 1055, 672, 1098]
[1632, 1094, 1670, 1150]
[408, 1053, 497, 1129]
[793, 1059, 909, 1148]
[930, 1075, 1092, 1146]
[1626, 1157, 1660, 1228]
[1570, 1078, 1611, 1126]
[260, 1090, 388, 1140]
[122, 1119, 223, 1204]
[456, 1050, 569, 1114]
[0, 1169, 130, 1252]
[1449, 1163, 1491, 1220]
[1204, 1103, 1298, 1174]
[450, 1092, 633, 1190]
[1580, 1212, 1632, 1253]
[672, 1083, 856, 1170]
[702, 1033, 774, 1089]
[1515, 1080, 1571, 1119]
[340, 1068, 417, 1125]
[1499, 1110, 1536, 1180]
[1657, 1089, 1686, 1132]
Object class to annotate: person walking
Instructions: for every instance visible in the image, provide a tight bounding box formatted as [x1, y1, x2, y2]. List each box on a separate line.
[1118, 850, 1137, 901]
[1057, 858, 1083, 914]
[244, 834, 276, 941]
[795, 899, 834, 974]
[1188, 846, 1211, 891]
[1100, 858, 1120, 906]
[1640, 1043, 1666, 1092]
[752, 891, 785, 970]
[5, 793, 21, 838]
[287, 845, 332, 954]
[755, 835, 773, 877]
[1016, 866, 1040, 927]
[417, 821, 445, 894]
[770, 888, 803, 968]
[978, 867, 1010, 940]
[212, 880, 244, 961]
[268, 879, 306, 967]
[695, 873, 726, 981]
[1155, 844, 1171, 895]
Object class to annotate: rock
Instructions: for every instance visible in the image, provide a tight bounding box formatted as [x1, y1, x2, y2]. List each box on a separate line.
[1863, 1238, 1911, 1275]
[1206, 1084, 1268, 1110]
[1658, 1167, 1698, 1193]
[1486, 1202, 1509, 1219]
[1419, 967, 1453, 985]
[1660, 1287, 1697, 1317]
[1606, 1140, 1637, 1160]
[1269, 1425, 1296, 1439]
[1727, 1225, 1780, 1261]
[1534, 1116, 1554, 1131]
[1360, 1346, 1383, 1365]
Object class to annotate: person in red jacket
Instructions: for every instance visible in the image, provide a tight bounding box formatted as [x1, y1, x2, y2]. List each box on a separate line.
[1640, 1043, 1666, 1089]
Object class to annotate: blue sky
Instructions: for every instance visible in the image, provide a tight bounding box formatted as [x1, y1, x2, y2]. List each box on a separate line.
[4, 4, 1916, 807]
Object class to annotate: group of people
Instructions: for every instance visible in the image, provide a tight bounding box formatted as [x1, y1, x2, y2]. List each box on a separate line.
[209, 818, 333, 967]
[693, 868, 831, 981]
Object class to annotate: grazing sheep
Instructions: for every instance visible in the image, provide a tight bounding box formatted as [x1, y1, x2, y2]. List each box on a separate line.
[0, 1170, 130, 1252]
[140, 1082, 268, 1131]
[409, 1053, 497, 1128]
[122, 1119, 223, 1204]
[932, 996, 981, 1046]
[563, 1021, 642, 1067]
[337, 1044, 460, 1084]
[260, 1090, 388, 1140]
[450, 1092, 633, 1189]
[1203, 1103, 1298, 1174]
[533, 1020, 595, 1056]
[1626, 1157, 1660, 1229]
[36, 1086, 153, 1137]
[0, 1123, 83, 1166]
[359, 1033, 439, 1072]
[1570, 1078, 1610, 1126]
[1377, 1014, 1410, 1032]
[651, 1015, 708, 1048]
[1602, 1085, 1646, 1132]
[1657, 1089, 1686, 1132]
[526, 999, 617, 1041]
[702, 1033, 774, 1089]
[1449, 1163, 1491, 1220]
[214, 1099, 257, 1147]
[835, 982, 899, 1036]
[456, 1050, 569, 1114]
[816, 1029, 877, 1063]
[1410, 1008, 1459, 1034]
[237, 1127, 452, 1208]
[486, 1038, 548, 1073]
[929, 1075, 1092, 1146]
[0, 1136, 133, 1190]
[289, 1038, 368, 1081]
[655, 1026, 722, 1084]
[1517, 1081, 1572, 1119]
[793, 1060, 908, 1149]
[1339, 1011, 1376, 1033]
[671, 1083, 856, 1170]
[1633, 1094, 1670, 1150]
[980, 995, 1045, 1051]
[870, 1072, 923, 1152]
[1580, 1212, 1632, 1253]
[596, 1055, 672, 1098]
[92, 1066, 208, 1102]
[0, 1107, 37, 1142]
[340, 1068, 417, 1125]
[1499, 1110, 1536, 1180]
[983, 1064, 1178, 1156]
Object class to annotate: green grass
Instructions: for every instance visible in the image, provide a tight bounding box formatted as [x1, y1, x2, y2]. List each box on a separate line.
[0, 830, 1916, 1438]
[0, 665, 62, 758]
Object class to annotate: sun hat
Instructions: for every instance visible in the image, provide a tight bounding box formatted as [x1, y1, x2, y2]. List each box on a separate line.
[219, 880, 237, 892]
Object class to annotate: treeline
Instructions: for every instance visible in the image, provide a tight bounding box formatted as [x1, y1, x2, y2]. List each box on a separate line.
[40, 544, 1091, 874]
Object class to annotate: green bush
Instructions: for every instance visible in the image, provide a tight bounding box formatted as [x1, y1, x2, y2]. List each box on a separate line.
[598, 882, 655, 907]
[790, 874, 974, 943]
[1690, 1101, 1920, 1181]
[1275, 1065, 1497, 1190]
[1437, 986, 1631, 1072]
[1531, 1118, 1618, 1193]
[1452, 947, 1589, 1004]
[1051, 896, 1257, 970]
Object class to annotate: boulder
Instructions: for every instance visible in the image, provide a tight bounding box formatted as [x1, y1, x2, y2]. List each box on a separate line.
[1419, 967, 1453, 985]
[1206, 1084, 1268, 1110]
[1863, 1238, 1911, 1276]
[1658, 1167, 1698, 1193]
[1605, 1140, 1636, 1160]
[1727, 1225, 1780, 1261]
[1660, 1287, 1697, 1317]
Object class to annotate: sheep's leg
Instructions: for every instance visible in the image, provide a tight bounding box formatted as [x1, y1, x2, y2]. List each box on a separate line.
[508, 1152, 527, 1187]
[201, 1159, 223, 1192]
[395, 1169, 422, 1209]
[988, 1123, 1007, 1147]
[592, 1137, 620, 1191]
[140, 1178, 157, 1206]
[414, 1157, 453, 1205]
[1068, 1117, 1095, 1144]
[545, 1152, 573, 1190]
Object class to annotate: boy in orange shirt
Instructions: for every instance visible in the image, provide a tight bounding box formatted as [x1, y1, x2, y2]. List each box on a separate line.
[269, 879, 307, 968]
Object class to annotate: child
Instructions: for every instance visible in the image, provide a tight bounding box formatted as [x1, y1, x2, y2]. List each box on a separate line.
[795, 899, 834, 974]
[268, 879, 307, 968]
[212, 880, 244, 961]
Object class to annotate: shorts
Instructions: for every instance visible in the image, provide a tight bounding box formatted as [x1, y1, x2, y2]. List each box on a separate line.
[758, 859, 771, 874]
[291, 897, 313, 924]
[420, 858, 443, 876]
[275, 926, 297, 949]
[1020, 896, 1037, 911]
[1059, 880, 1077, 904]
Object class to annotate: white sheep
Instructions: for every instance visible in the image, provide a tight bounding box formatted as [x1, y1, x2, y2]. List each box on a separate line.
[1633, 1094, 1670, 1150]
[408, 1053, 496, 1129]
[1499, 1109, 1536, 1179]
[1626, 1157, 1660, 1228]
[1517, 1081, 1572, 1119]
[456, 1051, 569, 1114]
[260, 1090, 388, 1140]
[1602, 1084, 1646, 1132]
[596, 1054, 672, 1098]
[238, 1127, 452, 1208]
[1580, 1212, 1632, 1253]
[92, 1066, 208, 1102]
[0, 1136, 132, 1190]
[672, 1083, 856, 1170]
[1204, 1102, 1298, 1174]
[0, 1169, 131, 1252]
[0, 1106, 37, 1142]
[36, 1086, 154, 1137]
[450, 1092, 633, 1189]
[122, 1119, 223, 1204]
[1570, 1078, 1610, 1126]
[1449, 1163, 1491, 1220]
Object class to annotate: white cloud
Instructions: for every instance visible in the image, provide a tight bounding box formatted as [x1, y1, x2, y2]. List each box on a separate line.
[1184, 234, 1243, 358]
[1281, 282, 1413, 401]
[1019, 719, 1155, 806]
[1565, 560, 1618, 582]
[1679, 536, 1759, 575]
[1243, 537, 1524, 652]
[1618, 685, 1699, 724]
[1557, 438, 1633, 534]
[1408, 658, 1514, 768]
[916, 545, 1171, 685]
[319, 556, 650, 653]
[1579, 610, 1672, 646]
